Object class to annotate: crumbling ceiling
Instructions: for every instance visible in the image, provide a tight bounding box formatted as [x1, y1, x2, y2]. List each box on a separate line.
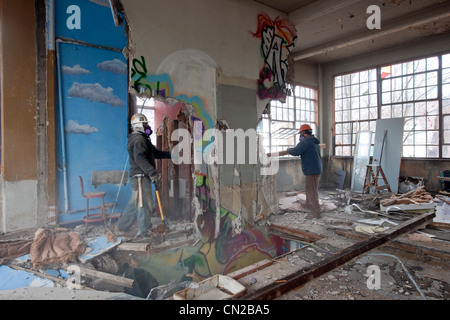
[254, 0, 450, 64]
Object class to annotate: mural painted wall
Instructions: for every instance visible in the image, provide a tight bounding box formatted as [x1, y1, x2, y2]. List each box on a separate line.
[121, 173, 291, 298]
[109, 1, 297, 297]
[53, 0, 129, 221]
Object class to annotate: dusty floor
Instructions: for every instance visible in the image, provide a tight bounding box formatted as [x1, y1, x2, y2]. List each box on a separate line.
[239, 189, 450, 300]
[1, 189, 449, 301]
[277, 246, 450, 300]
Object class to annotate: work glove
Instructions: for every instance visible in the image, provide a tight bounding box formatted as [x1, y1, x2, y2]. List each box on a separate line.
[149, 173, 159, 183]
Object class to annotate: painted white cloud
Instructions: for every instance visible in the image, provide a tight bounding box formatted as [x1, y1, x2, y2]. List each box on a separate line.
[68, 82, 125, 107]
[65, 120, 98, 135]
[97, 59, 127, 75]
[62, 64, 91, 75]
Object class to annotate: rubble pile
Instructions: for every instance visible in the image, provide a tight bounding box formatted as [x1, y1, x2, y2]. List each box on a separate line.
[380, 186, 433, 206]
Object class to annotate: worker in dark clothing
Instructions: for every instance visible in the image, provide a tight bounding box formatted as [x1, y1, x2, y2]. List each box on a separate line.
[288, 124, 322, 218]
[116, 113, 172, 237]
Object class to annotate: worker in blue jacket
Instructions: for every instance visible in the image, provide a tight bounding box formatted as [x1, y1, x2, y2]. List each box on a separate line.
[287, 124, 323, 218]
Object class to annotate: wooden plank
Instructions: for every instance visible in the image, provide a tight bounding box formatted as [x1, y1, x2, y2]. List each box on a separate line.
[117, 242, 150, 252]
[226, 259, 274, 280]
[75, 266, 135, 288]
[335, 229, 450, 261]
[7, 264, 92, 290]
[268, 224, 323, 243]
[239, 211, 435, 300]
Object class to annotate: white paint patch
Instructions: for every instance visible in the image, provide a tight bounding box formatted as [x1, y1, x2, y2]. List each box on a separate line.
[1, 179, 37, 233]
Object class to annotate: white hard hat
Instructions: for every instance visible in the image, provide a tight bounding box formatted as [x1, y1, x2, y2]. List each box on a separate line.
[130, 113, 148, 126]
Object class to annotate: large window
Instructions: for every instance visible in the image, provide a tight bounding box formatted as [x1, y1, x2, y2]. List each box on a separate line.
[333, 52, 450, 159]
[334, 69, 378, 156]
[258, 85, 318, 154]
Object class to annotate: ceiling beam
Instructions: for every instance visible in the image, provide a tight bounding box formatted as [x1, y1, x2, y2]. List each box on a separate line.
[289, 0, 363, 24]
[292, 1, 450, 61]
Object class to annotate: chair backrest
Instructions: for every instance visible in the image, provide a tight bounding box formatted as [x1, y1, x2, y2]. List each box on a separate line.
[79, 176, 85, 197]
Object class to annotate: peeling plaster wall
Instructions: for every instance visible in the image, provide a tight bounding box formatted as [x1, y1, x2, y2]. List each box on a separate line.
[0, 0, 39, 233]
[121, 0, 289, 226]
[1, 179, 37, 233]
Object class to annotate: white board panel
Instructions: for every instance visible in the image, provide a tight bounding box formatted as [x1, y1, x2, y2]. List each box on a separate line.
[351, 131, 373, 192]
[372, 118, 404, 194]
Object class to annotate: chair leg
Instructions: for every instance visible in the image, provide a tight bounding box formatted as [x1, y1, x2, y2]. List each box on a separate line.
[101, 197, 107, 228]
[85, 198, 89, 232]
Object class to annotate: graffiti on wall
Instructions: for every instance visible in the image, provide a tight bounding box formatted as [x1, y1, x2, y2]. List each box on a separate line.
[252, 13, 297, 102]
[123, 172, 289, 298]
[131, 56, 173, 97]
[176, 94, 214, 152]
[130, 55, 215, 151]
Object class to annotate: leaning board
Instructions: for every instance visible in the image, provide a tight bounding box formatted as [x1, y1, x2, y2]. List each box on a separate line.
[372, 118, 404, 194]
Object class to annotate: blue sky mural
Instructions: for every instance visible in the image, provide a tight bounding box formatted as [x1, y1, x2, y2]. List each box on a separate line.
[54, 0, 130, 221]
[56, 42, 129, 221]
[54, 0, 127, 50]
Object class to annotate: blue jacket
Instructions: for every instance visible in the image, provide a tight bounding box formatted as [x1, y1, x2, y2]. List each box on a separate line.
[287, 135, 322, 175]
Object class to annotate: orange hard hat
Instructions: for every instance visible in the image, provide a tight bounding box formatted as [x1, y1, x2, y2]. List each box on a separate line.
[298, 124, 312, 133]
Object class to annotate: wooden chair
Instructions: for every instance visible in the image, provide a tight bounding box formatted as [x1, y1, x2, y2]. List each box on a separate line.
[79, 176, 106, 228]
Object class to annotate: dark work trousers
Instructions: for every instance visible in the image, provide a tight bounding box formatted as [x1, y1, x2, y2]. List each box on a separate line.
[305, 174, 321, 217]
[117, 175, 154, 235]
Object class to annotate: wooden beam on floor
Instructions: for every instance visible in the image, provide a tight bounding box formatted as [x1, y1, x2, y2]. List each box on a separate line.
[226, 259, 274, 280]
[75, 265, 135, 288]
[239, 210, 435, 300]
[268, 224, 323, 243]
[335, 228, 450, 261]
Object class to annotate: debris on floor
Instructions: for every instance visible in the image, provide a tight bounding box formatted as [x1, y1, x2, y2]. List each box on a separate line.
[1, 187, 450, 300]
[30, 228, 86, 269]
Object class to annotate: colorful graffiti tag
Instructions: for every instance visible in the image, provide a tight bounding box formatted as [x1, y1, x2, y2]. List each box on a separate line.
[130, 56, 173, 97]
[252, 13, 297, 102]
[122, 173, 289, 298]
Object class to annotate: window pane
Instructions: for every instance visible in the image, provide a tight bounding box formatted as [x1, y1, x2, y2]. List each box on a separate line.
[334, 53, 450, 159]
[427, 57, 439, 70]
[427, 146, 439, 158]
[443, 145, 450, 158]
[443, 54, 450, 68]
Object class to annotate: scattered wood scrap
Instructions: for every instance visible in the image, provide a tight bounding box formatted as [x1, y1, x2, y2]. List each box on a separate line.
[70, 265, 135, 288]
[380, 186, 433, 206]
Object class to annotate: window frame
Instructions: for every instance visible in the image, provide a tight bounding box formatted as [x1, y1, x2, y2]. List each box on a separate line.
[259, 84, 319, 155]
[333, 52, 450, 160]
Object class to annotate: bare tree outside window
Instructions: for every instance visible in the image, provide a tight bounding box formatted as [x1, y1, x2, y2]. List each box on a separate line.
[333, 52, 450, 159]
[257, 85, 318, 155]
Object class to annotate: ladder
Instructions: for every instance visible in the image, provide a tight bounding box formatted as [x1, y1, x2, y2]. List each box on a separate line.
[362, 164, 391, 194]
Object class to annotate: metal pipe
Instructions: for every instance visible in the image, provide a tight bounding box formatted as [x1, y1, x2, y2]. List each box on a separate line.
[367, 253, 427, 300]
[56, 39, 69, 213]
